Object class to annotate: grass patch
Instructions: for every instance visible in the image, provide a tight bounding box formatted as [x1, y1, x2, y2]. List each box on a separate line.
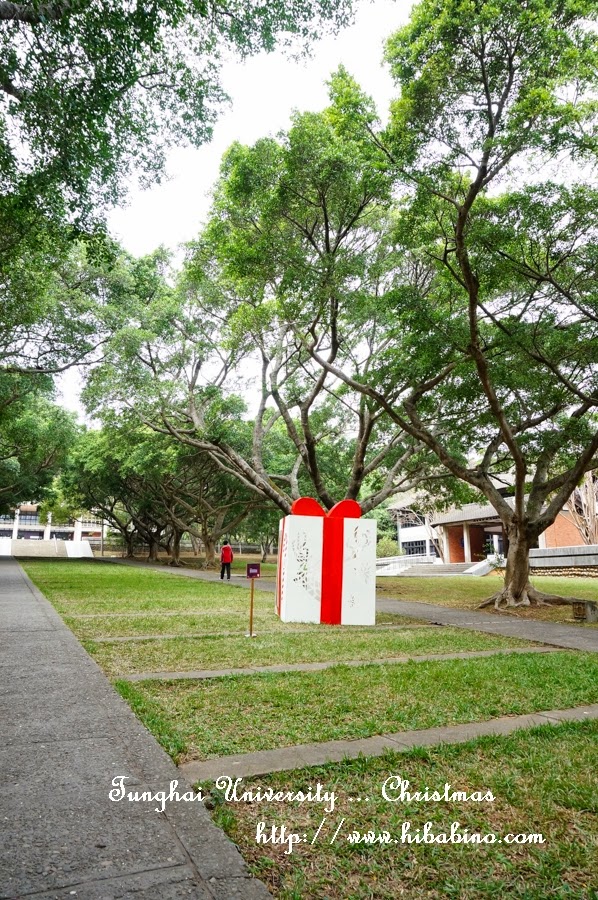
[125, 651, 598, 760]
[207, 720, 598, 899]
[63, 611, 314, 639]
[63, 611, 422, 641]
[99, 552, 279, 577]
[114, 680, 187, 760]
[22, 560, 420, 638]
[377, 575, 598, 626]
[84, 628, 529, 675]
[21, 559, 273, 615]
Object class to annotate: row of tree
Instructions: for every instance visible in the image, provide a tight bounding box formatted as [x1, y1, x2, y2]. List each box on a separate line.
[0, 0, 358, 519]
[86, 0, 598, 607]
[40, 423, 280, 565]
[2, 1, 598, 607]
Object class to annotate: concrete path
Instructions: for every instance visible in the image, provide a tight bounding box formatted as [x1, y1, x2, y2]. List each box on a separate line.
[90, 623, 433, 643]
[0, 558, 270, 900]
[92, 557, 598, 653]
[120, 646, 559, 682]
[376, 598, 598, 652]
[180, 703, 598, 783]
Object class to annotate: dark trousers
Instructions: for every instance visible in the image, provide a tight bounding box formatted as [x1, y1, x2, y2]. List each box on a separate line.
[220, 562, 231, 580]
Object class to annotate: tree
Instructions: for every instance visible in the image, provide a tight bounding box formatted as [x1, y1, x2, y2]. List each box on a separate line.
[63, 421, 259, 566]
[61, 429, 143, 557]
[0, 386, 77, 512]
[298, 2, 598, 607]
[241, 505, 283, 561]
[83, 117, 452, 516]
[566, 473, 598, 547]
[0, 0, 355, 244]
[0, 238, 133, 377]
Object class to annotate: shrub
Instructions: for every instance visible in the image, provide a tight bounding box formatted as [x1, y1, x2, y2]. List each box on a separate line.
[376, 537, 400, 558]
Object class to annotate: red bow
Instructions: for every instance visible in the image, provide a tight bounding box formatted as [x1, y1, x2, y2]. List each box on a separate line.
[290, 498, 362, 519]
[286, 496, 362, 624]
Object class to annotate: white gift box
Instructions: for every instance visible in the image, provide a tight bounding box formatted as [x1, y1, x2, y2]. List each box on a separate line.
[275, 498, 376, 625]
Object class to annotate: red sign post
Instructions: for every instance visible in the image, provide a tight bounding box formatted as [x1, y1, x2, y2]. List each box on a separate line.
[246, 563, 261, 637]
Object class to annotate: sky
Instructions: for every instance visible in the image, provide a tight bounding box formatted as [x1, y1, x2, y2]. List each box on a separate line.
[57, 0, 415, 414]
[106, 0, 413, 257]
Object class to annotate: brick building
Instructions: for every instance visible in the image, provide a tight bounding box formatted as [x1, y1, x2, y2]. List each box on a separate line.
[389, 497, 587, 564]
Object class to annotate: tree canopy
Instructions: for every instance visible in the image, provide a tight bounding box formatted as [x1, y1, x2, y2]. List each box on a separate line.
[0, 0, 355, 232]
[297, 0, 598, 605]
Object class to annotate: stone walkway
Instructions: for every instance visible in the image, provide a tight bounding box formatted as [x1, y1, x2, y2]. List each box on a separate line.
[376, 598, 598, 652]
[121, 646, 558, 682]
[94, 557, 598, 652]
[91, 623, 432, 643]
[0, 558, 270, 900]
[180, 703, 598, 782]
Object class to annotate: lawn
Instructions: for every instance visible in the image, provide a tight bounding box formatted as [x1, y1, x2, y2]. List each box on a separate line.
[20, 558, 598, 898]
[22, 559, 275, 615]
[100, 551, 279, 578]
[207, 719, 598, 899]
[115, 651, 598, 761]
[21, 560, 417, 637]
[85, 627, 529, 676]
[377, 574, 598, 625]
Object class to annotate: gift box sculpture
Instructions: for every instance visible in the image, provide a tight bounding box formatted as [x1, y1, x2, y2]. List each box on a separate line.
[275, 497, 376, 625]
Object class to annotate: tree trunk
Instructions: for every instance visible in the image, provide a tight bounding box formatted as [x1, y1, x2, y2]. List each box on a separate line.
[124, 532, 135, 559]
[203, 537, 216, 569]
[147, 538, 159, 562]
[190, 534, 201, 556]
[479, 522, 585, 609]
[169, 531, 183, 566]
[260, 539, 272, 563]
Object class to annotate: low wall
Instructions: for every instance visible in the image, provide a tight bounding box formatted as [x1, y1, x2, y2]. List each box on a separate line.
[530, 545, 598, 569]
[7, 539, 93, 559]
[530, 566, 598, 578]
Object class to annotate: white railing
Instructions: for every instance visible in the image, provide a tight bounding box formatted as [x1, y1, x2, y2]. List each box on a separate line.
[376, 554, 437, 575]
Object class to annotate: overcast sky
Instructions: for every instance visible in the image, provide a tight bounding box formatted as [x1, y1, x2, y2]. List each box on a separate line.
[106, 0, 413, 255]
[57, 0, 415, 413]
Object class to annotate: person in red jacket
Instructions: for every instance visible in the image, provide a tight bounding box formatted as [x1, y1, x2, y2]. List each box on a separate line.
[220, 540, 233, 581]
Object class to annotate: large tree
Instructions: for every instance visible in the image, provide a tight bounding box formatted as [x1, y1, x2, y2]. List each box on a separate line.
[298, 2, 598, 607]
[83, 229, 445, 514]
[0, 0, 355, 236]
[0, 384, 77, 512]
[83, 110, 456, 514]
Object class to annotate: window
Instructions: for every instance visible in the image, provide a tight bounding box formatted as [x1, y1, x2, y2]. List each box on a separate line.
[402, 540, 439, 557]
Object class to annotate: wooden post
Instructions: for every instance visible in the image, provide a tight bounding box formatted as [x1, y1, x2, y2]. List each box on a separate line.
[245, 562, 260, 637]
[249, 577, 255, 638]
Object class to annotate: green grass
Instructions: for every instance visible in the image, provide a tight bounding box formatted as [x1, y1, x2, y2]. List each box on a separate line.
[101, 552, 279, 577]
[85, 627, 529, 675]
[115, 651, 598, 761]
[63, 610, 422, 641]
[207, 720, 598, 899]
[377, 575, 598, 620]
[21, 559, 274, 615]
[63, 610, 315, 639]
[21, 561, 419, 639]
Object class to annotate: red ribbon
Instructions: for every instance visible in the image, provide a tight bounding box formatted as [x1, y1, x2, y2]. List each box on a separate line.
[290, 498, 362, 624]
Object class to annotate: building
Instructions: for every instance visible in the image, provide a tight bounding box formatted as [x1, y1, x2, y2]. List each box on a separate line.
[0, 504, 103, 543]
[389, 496, 586, 565]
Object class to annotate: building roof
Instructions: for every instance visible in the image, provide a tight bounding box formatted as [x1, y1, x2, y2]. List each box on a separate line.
[430, 498, 515, 526]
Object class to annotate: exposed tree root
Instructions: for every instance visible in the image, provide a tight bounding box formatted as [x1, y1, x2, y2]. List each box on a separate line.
[478, 584, 585, 610]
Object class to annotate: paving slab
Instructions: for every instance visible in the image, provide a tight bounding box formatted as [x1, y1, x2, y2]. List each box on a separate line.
[0, 558, 271, 900]
[120, 645, 558, 683]
[179, 703, 598, 783]
[376, 598, 598, 651]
